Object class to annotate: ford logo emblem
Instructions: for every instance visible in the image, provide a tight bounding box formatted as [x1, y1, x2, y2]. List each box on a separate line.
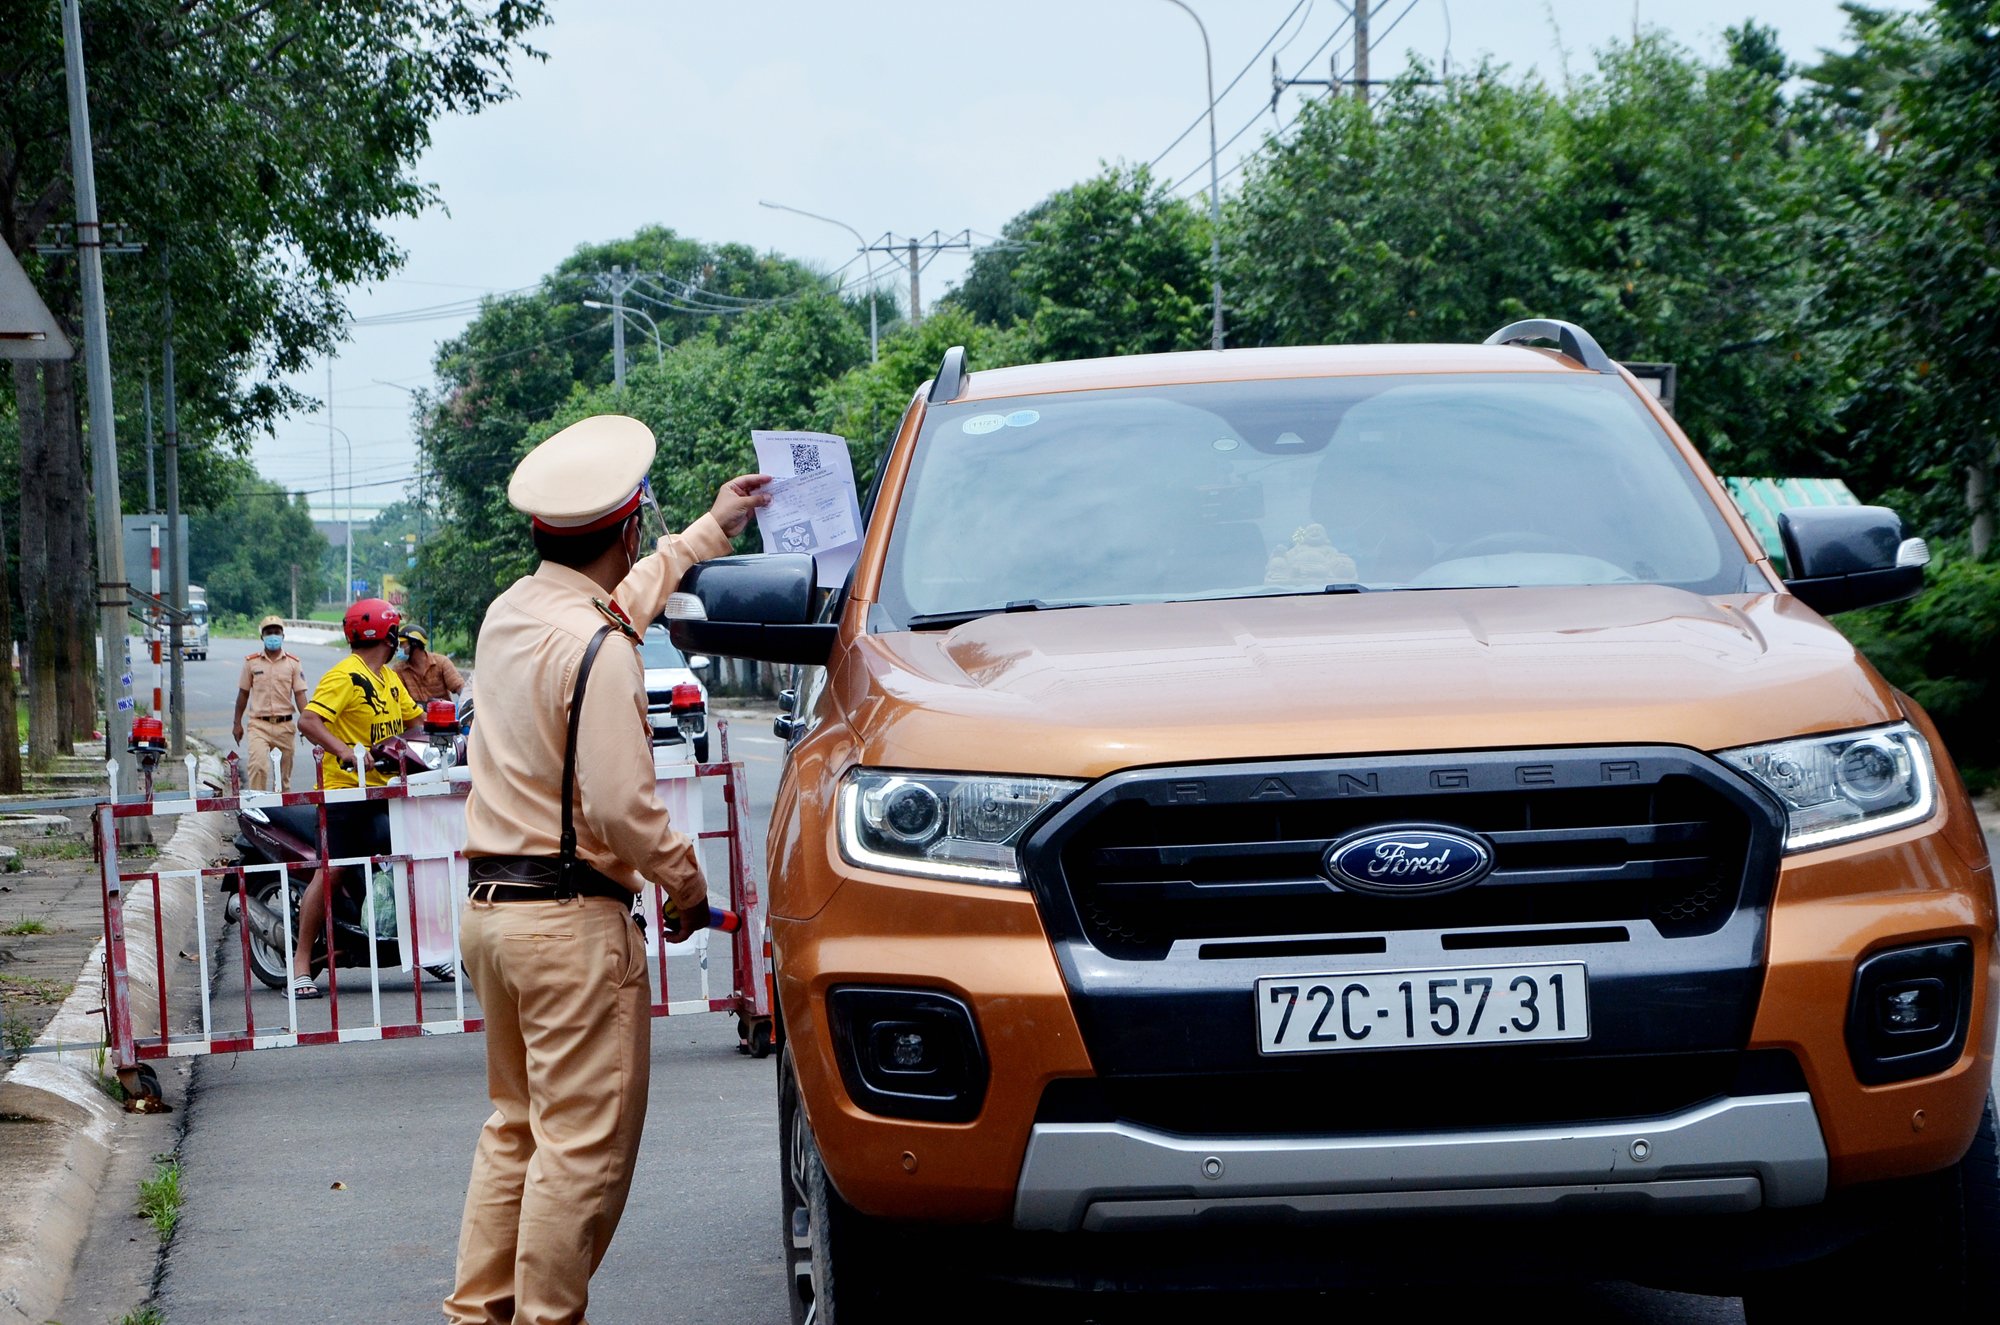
[1322, 824, 1496, 897]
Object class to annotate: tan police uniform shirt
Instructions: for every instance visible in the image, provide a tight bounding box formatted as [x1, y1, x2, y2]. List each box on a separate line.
[395, 650, 464, 704]
[461, 516, 730, 913]
[237, 650, 307, 719]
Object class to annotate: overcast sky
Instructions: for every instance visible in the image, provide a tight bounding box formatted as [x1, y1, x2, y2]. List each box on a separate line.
[265, 0, 1916, 521]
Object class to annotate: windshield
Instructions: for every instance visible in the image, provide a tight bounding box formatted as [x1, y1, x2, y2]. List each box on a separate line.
[640, 627, 686, 670]
[876, 374, 1748, 627]
[189, 603, 208, 624]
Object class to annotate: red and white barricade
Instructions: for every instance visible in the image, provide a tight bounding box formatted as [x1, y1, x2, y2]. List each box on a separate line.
[95, 720, 774, 1100]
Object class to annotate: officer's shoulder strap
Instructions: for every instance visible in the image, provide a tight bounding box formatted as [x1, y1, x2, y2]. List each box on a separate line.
[589, 596, 640, 643]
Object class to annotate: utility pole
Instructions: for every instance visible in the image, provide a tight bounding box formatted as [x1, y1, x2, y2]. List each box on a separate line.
[595, 265, 642, 391]
[864, 232, 973, 330]
[61, 0, 135, 799]
[758, 200, 879, 363]
[143, 378, 156, 510]
[290, 563, 299, 620]
[1354, 0, 1371, 104]
[162, 258, 185, 757]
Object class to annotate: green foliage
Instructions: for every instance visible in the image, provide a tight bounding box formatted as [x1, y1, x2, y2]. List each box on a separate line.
[187, 463, 328, 617]
[1227, 63, 1563, 348]
[136, 1155, 185, 1242]
[1, 0, 554, 469]
[415, 267, 874, 637]
[1007, 164, 1211, 361]
[1842, 550, 2000, 783]
[1229, 42, 1851, 477]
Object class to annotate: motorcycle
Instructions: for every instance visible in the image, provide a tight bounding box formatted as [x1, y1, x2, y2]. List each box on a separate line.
[226, 717, 464, 991]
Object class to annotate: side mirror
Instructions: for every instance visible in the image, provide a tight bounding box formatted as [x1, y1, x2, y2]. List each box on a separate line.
[667, 554, 837, 665]
[688, 655, 711, 672]
[1780, 506, 1929, 616]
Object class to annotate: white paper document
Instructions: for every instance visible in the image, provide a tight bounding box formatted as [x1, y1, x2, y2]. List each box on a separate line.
[751, 430, 863, 588]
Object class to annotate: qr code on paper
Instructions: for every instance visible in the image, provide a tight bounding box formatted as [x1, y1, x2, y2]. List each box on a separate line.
[789, 442, 824, 475]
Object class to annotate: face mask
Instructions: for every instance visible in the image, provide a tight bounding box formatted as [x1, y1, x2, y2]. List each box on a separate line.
[394, 649, 409, 664]
[262, 634, 283, 652]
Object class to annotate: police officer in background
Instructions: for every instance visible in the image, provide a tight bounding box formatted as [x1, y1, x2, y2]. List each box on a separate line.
[231, 614, 309, 790]
[393, 624, 464, 705]
[444, 414, 769, 1325]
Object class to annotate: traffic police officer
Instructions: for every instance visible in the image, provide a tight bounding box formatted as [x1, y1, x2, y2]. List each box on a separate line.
[444, 414, 769, 1325]
[231, 614, 308, 790]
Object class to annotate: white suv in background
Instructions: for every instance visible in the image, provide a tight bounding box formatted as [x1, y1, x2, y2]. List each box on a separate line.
[641, 623, 710, 763]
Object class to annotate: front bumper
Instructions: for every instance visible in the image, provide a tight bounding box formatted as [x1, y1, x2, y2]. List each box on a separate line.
[1013, 1092, 1828, 1232]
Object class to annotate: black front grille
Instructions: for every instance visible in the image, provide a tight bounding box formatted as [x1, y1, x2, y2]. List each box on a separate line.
[1036, 750, 1768, 960]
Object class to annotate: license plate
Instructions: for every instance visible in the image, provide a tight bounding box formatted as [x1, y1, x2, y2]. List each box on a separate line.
[1255, 963, 1589, 1055]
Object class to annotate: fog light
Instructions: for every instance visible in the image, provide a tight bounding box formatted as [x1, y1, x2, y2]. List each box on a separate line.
[828, 988, 988, 1122]
[889, 1029, 927, 1070]
[1847, 942, 1973, 1085]
[1878, 979, 1945, 1034]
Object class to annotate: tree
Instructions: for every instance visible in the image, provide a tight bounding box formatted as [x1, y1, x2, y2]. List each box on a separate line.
[1006, 165, 1211, 362]
[0, 0, 550, 755]
[188, 466, 328, 619]
[1802, 0, 2000, 556]
[415, 274, 874, 640]
[1227, 63, 1563, 348]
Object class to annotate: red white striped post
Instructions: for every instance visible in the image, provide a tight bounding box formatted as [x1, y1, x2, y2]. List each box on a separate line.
[149, 521, 163, 715]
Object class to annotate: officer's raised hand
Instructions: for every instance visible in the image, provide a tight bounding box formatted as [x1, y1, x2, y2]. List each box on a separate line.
[709, 474, 775, 537]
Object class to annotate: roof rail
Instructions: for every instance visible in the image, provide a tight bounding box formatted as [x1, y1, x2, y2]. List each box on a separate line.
[927, 345, 968, 404]
[1482, 319, 1617, 374]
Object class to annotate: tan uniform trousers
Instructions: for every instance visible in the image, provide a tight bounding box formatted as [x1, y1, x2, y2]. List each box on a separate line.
[244, 717, 297, 791]
[445, 893, 649, 1325]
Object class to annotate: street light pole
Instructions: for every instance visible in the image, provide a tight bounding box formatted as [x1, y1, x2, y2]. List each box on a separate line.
[324, 421, 355, 603]
[760, 200, 878, 363]
[582, 300, 665, 365]
[1159, 0, 1226, 351]
[61, 0, 136, 793]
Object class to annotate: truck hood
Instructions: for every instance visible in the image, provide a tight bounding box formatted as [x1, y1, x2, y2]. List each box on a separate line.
[840, 585, 1900, 777]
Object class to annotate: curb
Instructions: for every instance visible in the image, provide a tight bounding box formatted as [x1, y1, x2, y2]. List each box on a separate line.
[0, 755, 230, 1321]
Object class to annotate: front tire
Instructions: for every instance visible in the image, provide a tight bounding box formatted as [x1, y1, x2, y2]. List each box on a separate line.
[780, 1047, 929, 1324]
[1743, 1091, 1998, 1322]
[693, 733, 710, 764]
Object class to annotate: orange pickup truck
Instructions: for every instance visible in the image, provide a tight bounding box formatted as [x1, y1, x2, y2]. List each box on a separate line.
[671, 320, 1997, 1322]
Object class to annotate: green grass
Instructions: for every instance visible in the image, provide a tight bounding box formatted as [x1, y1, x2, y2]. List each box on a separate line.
[136, 1156, 184, 1241]
[2, 1015, 32, 1057]
[2, 917, 48, 936]
[18, 838, 89, 860]
[0, 972, 73, 1003]
[120, 1307, 166, 1325]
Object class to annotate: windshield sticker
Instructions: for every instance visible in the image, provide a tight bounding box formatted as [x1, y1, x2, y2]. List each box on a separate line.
[1004, 409, 1041, 428]
[1212, 437, 1240, 451]
[961, 414, 1006, 435]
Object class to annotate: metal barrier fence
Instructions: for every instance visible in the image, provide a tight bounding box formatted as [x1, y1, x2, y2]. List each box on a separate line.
[94, 721, 773, 1103]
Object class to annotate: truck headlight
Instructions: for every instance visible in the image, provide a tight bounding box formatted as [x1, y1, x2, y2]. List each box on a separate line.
[1718, 723, 1936, 852]
[838, 770, 1083, 885]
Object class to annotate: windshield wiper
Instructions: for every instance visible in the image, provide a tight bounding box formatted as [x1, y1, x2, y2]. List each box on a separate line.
[904, 599, 1103, 631]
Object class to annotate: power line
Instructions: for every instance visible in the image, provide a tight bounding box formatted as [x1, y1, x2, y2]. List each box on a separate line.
[1147, 0, 1313, 171]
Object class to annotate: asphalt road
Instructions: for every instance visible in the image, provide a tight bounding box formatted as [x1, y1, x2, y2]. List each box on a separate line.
[146, 657, 1990, 1323]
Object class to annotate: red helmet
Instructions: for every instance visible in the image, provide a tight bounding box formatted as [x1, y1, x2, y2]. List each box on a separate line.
[343, 597, 402, 646]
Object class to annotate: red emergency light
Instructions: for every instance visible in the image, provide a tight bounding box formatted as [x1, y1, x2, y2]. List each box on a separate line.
[668, 683, 704, 713]
[423, 699, 459, 733]
[130, 716, 167, 752]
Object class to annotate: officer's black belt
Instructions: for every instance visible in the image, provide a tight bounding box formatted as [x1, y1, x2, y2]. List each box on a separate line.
[256, 713, 293, 722]
[467, 855, 630, 903]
